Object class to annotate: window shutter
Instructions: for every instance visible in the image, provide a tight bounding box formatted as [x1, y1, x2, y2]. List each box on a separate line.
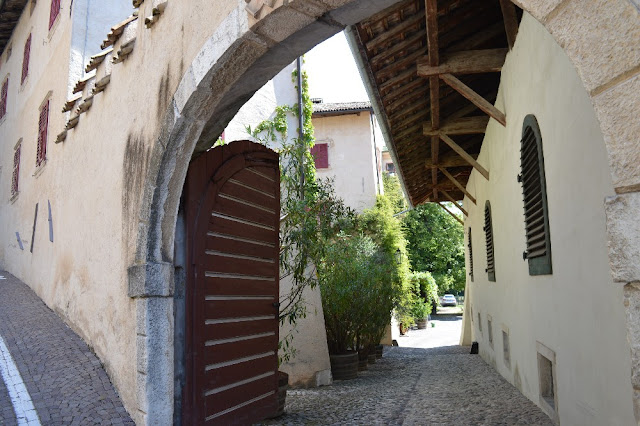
[21, 34, 31, 84]
[0, 78, 8, 119]
[12, 145, 21, 196]
[519, 115, 552, 275]
[468, 227, 474, 282]
[49, 0, 61, 30]
[310, 143, 329, 169]
[484, 201, 495, 282]
[36, 100, 49, 167]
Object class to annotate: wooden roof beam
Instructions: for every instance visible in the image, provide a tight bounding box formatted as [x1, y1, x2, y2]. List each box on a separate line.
[440, 73, 506, 126]
[499, 0, 519, 50]
[438, 202, 464, 225]
[440, 190, 468, 216]
[424, 116, 489, 136]
[440, 133, 490, 180]
[439, 167, 477, 205]
[417, 49, 508, 77]
[425, 0, 440, 201]
[425, 157, 474, 168]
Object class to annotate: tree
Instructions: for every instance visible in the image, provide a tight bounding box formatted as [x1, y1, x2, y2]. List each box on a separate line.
[403, 203, 466, 294]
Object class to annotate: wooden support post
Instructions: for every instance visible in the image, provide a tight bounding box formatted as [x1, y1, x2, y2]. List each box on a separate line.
[425, 0, 440, 201]
[417, 49, 508, 77]
[499, 0, 519, 50]
[439, 167, 477, 205]
[440, 73, 507, 127]
[424, 116, 489, 136]
[439, 134, 490, 180]
[440, 189, 468, 216]
[438, 202, 464, 225]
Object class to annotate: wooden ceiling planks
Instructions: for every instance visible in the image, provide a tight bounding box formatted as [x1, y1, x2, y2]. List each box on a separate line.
[353, 0, 519, 206]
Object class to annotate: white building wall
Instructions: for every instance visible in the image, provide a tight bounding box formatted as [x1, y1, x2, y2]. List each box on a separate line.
[313, 111, 379, 212]
[463, 13, 634, 425]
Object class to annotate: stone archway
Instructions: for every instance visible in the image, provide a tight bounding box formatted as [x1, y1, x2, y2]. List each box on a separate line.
[131, 0, 640, 423]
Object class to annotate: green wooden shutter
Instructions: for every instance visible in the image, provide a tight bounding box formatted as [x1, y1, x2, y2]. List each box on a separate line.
[468, 227, 474, 282]
[519, 115, 552, 275]
[484, 201, 496, 282]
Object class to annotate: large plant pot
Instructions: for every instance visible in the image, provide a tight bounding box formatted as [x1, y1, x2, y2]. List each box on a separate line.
[330, 351, 358, 380]
[266, 371, 289, 419]
[357, 349, 369, 371]
[375, 344, 384, 359]
[417, 319, 428, 329]
[367, 353, 377, 364]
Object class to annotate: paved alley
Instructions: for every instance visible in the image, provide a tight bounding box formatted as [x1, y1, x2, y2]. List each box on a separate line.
[0, 271, 133, 425]
[263, 330, 553, 425]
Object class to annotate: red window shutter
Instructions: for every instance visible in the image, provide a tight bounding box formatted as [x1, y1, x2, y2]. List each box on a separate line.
[49, 0, 61, 29]
[36, 100, 49, 167]
[12, 145, 21, 196]
[310, 143, 329, 169]
[0, 78, 8, 119]
[21, 34, 31, 84]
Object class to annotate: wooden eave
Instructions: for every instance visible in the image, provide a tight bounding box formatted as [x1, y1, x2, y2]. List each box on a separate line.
[0, 0, 28, 55]
[349, 0, 521, 207]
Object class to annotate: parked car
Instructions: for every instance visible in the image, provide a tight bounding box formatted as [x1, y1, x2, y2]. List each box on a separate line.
[441, 294, 457, 307]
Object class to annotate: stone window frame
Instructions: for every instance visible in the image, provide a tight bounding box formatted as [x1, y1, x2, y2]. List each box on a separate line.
[502, 325, 510, 369]
[487, 314, 493, 349]
[536, 341, 559, 423]
[10, 138, 22, 202]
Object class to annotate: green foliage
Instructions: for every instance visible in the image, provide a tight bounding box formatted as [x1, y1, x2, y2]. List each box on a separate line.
[408, 271, 438, 320]
[382, 173, 406, 215]
[403, 203, 466, 294]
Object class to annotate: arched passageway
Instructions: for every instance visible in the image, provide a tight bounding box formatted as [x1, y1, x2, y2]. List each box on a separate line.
[128, 0, 640, 423]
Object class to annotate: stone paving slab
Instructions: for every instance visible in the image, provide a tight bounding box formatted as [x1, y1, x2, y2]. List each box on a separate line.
[0, 271, 133, 425]
[261, 346, 553, 425]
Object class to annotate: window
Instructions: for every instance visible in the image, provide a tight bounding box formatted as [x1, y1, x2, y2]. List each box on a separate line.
[477, 312, 482, 332]
[487, 315, 493, 348]
[519, 115, 552, 275]
[484, 201, 495, 281]
[11, 143, 21, 197]
[502, 329, 510, 368]
[21, 34, 31, 85]
[537, 342, 558, 421]
[0, 77, 8, 119]
[386, 162, 395, 173]
[468, 227, 474, 282]
[36, 99, 49, 167]
[49, 0, 61, 30]
[310, 143, 328, 169]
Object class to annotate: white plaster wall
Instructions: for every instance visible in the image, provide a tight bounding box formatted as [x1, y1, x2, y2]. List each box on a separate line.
[464, 14, 634, 425]
[312, 112, 379, 212]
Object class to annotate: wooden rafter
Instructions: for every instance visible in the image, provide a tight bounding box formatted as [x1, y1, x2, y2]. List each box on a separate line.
[425, 157, 473, 168]
[417, 48, 508, 77]
[365, 12, 425, 51]
[425, 0, 440, 201]
[439, 167, 477, 204]
[438, 202, 464, 225]
[440, 189, 468, 216]
[439, 134, 490, 180]
[424, 116, 489, 136]
[440, 73, 506, 126]
[499, 0, 519, 50]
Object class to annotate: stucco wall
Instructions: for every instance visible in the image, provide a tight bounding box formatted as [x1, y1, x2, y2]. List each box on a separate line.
[464, 14, 634, 425]
[313, 111, 379, 212]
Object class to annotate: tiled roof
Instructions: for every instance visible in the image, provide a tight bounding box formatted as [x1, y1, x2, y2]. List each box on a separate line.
[312, 101, 372, 115]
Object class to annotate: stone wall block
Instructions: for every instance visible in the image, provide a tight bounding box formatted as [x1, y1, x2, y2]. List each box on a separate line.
[285, 0, 331, 17]
[128, 262, 174, 297]
[544, 0, 640, 93]
[250, 6, 317, 43]
[512, 0, 564, 23]
[593, 74, 640, 190]
[624, 283, 640, 423]
[605, 193, 640, 283]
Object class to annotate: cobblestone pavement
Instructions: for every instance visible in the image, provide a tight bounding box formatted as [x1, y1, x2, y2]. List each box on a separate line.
[0, 271, 133, 425]
[262, 346, 553, 425]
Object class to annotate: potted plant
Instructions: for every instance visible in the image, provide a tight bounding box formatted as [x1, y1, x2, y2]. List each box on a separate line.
[412, 300, 431, 329]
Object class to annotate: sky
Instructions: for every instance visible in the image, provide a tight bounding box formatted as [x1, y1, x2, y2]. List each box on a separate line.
[304, 31, 368, 104]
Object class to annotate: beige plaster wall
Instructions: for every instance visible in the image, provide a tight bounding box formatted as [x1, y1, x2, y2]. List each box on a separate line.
[464, 14, 634, 425]
[312, 112, 379, 212]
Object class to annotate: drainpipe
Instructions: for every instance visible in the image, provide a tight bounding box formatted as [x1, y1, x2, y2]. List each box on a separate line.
[296, 57, 305, 198]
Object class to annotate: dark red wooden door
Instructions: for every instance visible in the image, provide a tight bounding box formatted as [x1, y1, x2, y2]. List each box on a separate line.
[184, 140, 280, 425]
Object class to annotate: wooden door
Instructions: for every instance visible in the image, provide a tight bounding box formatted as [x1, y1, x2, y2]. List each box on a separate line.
[184, 140, 280, 425]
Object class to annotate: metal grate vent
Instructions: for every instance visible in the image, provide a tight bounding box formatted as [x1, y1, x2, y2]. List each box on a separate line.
[519, 115, 552, 275]
[483, 201, 495, 282]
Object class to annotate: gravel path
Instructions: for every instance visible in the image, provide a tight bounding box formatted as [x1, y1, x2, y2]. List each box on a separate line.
[261, 346, 553, 425]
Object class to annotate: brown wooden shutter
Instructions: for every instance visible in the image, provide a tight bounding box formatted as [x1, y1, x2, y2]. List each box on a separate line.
[21, 34, 31, 84]
[484, 201, 495, 282]
[519, 115, 552, 275]
[12, 145, 20, 196]
[36, 100, 49, 167]
[0, 78, 8, 119]
[468, 227, 474, 282]
[310, 143, 329, 169]
[49, 0, 61, 29]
